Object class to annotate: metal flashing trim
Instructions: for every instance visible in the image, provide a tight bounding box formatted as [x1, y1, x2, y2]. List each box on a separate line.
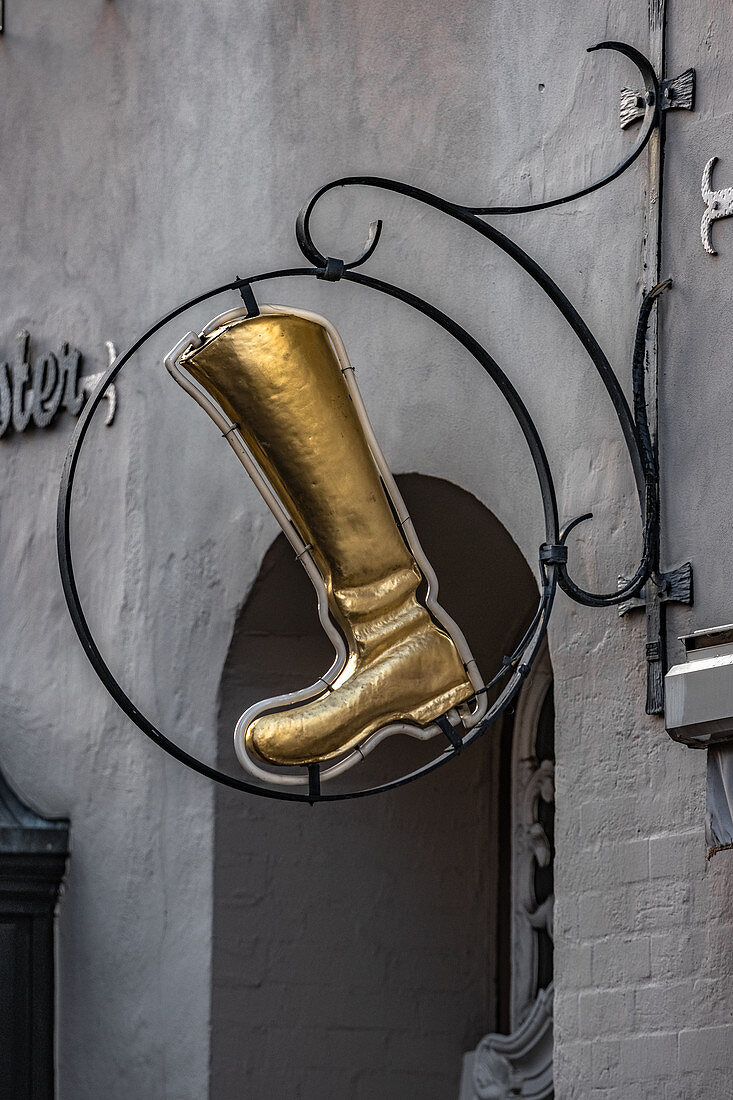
[666, 625, 733, 746]
[683, 624, 733, 652]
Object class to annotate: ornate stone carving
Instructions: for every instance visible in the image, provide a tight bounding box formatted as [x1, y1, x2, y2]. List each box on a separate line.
[460, 645, 555, 1099]
[471, 983, 554, 1100]
[524, 759, 555, 869]
[511, 647, 554, 1029]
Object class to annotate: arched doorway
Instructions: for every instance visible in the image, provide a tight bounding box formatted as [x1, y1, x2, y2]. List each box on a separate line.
[211, 474, 538, 1099]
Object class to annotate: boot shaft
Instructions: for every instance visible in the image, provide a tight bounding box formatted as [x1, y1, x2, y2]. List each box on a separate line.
[181, 313, 420, 642]
[171, 307, 482, 771]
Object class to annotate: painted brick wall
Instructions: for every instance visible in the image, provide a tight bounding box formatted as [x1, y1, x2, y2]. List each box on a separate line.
[553, 610, 733, 1097]
[552, 1, 733, 1093]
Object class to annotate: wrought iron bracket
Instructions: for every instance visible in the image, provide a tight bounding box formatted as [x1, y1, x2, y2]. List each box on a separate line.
[620, 68, 695, 129]
[618, 563, 694, 715]
[57, 38, 697, 801]
[618, 563, 694, 618]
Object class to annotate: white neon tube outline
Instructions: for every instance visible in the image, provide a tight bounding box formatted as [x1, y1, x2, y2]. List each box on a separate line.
[165, 304, 486, 786]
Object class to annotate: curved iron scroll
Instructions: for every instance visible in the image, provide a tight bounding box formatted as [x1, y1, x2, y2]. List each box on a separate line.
[296, 40, 668, 608]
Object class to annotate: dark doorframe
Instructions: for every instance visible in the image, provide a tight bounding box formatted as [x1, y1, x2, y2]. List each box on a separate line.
[0, 767, 69, 1100]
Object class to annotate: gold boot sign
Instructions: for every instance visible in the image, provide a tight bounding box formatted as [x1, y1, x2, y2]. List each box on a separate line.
[166, 306, 486, 783]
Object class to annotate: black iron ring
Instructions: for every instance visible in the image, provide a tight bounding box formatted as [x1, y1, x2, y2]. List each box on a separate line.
[57, 267, 558, 803]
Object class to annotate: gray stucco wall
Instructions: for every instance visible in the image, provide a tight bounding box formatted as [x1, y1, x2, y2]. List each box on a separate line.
[1, 0, 732, 1097]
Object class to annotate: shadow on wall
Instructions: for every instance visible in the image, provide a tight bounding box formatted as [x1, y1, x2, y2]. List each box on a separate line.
[211, 474, 537, 1100]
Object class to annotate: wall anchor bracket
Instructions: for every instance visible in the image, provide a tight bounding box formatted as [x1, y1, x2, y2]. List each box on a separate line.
[617, 562, 694, 617]
[620, 68, 695, 129]
[701, 157, 733, 255]
[618, 562, 694, 715]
